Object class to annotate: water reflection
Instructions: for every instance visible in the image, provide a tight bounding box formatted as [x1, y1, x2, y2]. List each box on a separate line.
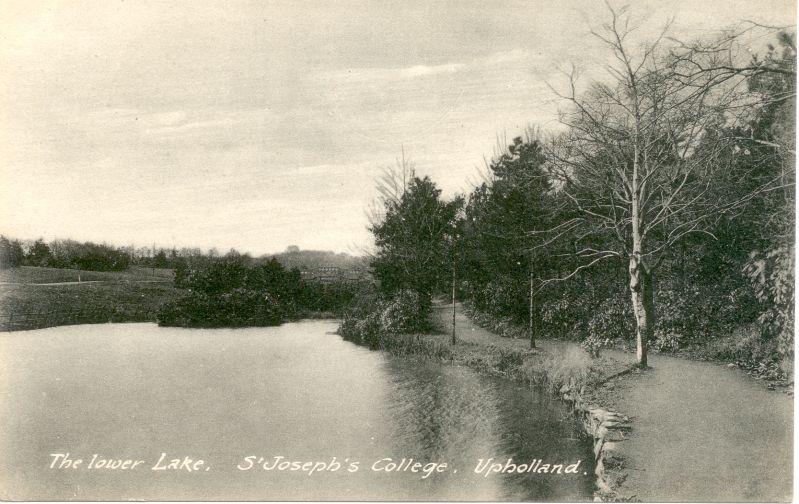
[0, 321, 593, 501]
[381, 359, 592, 501]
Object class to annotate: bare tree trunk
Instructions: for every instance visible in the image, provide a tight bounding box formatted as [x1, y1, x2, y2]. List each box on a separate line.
[628, 253, 653, 367]
[630, 142, 650, 367]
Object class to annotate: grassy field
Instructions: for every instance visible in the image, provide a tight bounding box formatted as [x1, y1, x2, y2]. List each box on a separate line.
[0, 266, 181, 331]
[0, 265, 174, 284]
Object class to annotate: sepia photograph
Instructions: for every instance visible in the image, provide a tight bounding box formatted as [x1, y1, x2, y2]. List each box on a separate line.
[0, 0, 795, 501]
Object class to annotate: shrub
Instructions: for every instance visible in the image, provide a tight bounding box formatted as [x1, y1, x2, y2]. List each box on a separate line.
[653, 330, 681, 353]
[701, 324, 789, 381]
[584, 294, 634, 344]
[380, 289, 429, 333]
[494, 345, 527, 372]
[462, 302, 528, 339]
[539, 296, 583, 340]
[339, 309, 383, 347]
[654, 283, 760, 351]
[157, 289, 286, 328]
[581, 333, 611, 358]
[338, 289, 430, 347]
[744, 243, 794, 362]
[473, 279, 525, 320]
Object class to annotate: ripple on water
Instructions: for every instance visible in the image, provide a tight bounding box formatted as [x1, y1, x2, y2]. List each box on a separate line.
[0, 321, 594, 501]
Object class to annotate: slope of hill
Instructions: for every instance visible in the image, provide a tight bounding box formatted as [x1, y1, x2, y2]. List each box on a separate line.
[268, 248, 368, 273]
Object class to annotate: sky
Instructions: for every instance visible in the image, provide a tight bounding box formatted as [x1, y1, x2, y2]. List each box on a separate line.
[0, 0, 795, 256]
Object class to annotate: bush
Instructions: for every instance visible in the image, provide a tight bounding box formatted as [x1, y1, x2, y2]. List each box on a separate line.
[338, 289, 430, 347]
[160, 256, 359, 328]
[380, 289, 429, 333]
[378, 333, 453, 360]
[653, 330, 681, 353]
[494, 345, 526, 372]
[584, 294, 634, 344]
[339, 309, 383, 347]
[462, 302, 528, 339]
[539, 285, 599, 341]
[157, 289, 287, 328]
[581, 333, 611, 358]
[471, 279, 525, 320]
[701, 324, 789, 381]
[523, 345, 596, 395]
[744, 243, 794, 362]
[654, 284, 759, 351]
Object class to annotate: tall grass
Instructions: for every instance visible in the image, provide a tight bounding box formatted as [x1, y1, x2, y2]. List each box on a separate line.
[378, 333, 453, 360]
[522, 346, 597, 394]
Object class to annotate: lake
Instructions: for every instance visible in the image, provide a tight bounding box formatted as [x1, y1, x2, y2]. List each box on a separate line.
[0, 320, 594, 501]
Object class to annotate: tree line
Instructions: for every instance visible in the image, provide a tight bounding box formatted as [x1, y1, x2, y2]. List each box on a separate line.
[0, 235, 366, 276]
[359, 10, 794, 377]
[0, 237, 131, 271]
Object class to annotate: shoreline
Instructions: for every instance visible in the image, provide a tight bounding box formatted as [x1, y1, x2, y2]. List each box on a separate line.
[342, 301, 637, 501]
[1, 306, 631, 500]
[8, 307, 789, 501]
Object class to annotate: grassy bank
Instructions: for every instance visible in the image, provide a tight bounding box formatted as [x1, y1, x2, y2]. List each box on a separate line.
[340, 296, 632, 398]
[0, 266, 181, 331]
[365, 326, 629, 396]
[339, 299, 635, 501]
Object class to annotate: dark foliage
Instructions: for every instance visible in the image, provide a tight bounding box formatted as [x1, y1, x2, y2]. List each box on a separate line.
[158, 257, 361, 328]
[157, 288, 287, 328]
[448, 33, 794, 374]
[338, 288, 430, 348]
[0, 236, 24, 269]
[15, 238, 132, 271]
[370, 175, 462, 303]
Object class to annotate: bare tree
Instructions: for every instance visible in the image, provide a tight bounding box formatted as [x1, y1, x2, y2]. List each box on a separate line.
[537, 5, 792, 366]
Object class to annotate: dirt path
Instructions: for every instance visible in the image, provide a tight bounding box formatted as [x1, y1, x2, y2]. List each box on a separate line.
[435, 301, 793, 502]
[603, 353, 793, 502]
[431, 301, 575, 353]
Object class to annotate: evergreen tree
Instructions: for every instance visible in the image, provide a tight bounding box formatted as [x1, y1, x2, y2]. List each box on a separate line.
[370, 175, 462, 307]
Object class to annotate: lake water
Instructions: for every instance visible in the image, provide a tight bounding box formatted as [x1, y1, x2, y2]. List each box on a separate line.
[0, 321, 594, 501]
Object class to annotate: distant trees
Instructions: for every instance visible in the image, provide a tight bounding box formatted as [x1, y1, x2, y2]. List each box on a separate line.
[0, 236, 24, 269]
[27, 239, 53, 267]
[273, 248, 367, 272]
[47, 239, 130, 271]
[0, 236, 133, 271]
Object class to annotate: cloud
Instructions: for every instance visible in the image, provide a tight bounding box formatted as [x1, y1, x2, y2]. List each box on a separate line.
[319, 62, 466, 83]
[316, 48, 539, 87]
[143, 117, 237, 136]
[83, 107, 280, 139]
[479, 48, 530, 65]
